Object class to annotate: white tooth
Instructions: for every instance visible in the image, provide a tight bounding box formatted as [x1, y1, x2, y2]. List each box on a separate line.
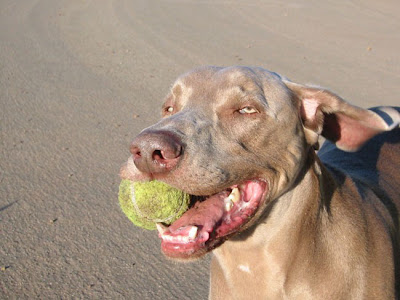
[228, 187, 240, 203]
[188, 226, 198, 240]
[156, 223, 167, 235]
[224, 198, 233, 211]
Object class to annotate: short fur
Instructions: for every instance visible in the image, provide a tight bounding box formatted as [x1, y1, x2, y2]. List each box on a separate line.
[120, 66, 400, 299]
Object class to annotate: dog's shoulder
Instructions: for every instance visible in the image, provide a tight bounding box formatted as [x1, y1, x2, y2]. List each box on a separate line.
[318, 123, 400, 212]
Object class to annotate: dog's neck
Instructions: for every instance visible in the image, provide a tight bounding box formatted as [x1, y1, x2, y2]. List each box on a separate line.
[212, 151, 333, 297]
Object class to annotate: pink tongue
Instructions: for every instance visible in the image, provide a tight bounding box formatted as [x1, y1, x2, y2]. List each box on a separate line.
[169, 191, 229, 233]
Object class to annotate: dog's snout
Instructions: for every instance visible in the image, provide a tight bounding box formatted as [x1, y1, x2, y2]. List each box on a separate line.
[130, 130, 183, 174]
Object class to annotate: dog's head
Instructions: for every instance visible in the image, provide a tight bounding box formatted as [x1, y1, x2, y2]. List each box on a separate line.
[120, 66, 397, 259]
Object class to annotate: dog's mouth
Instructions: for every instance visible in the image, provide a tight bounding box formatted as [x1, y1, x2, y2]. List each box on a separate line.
[157, 179, 268, 259]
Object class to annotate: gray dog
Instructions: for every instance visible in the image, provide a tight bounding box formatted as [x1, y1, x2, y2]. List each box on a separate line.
[120, 66, 400, 299]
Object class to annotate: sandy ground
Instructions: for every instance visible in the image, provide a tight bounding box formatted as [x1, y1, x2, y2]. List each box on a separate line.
[1, 0, 399, 299]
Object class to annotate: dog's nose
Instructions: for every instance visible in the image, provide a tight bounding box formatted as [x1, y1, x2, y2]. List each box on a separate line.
[130, 130, 183, 174]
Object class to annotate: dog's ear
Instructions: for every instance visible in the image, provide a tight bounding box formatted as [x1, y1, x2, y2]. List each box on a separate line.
[284, 80, 399, 152]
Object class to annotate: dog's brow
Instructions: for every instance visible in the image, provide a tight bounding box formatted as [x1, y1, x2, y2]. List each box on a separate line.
[221, 86, 245, 97]
[171, 81, 193, 107]
[172, 84, 182, 98]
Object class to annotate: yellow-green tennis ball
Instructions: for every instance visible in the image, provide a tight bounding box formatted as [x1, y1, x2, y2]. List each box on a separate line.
[118, 179, 190, 230]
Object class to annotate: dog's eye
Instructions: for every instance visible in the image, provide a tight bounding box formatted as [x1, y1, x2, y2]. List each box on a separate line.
[165, 106, 174, 113]
[238, 106, 259, 114]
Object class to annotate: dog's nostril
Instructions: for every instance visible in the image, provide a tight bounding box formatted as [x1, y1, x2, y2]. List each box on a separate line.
[153, 149, 164, 161]
[130, 145, 142, 159]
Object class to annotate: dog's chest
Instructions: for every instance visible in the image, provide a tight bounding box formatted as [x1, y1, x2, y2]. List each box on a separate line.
[213, 244, 290, 298]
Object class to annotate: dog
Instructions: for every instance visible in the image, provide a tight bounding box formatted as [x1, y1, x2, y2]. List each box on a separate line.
[120, 66, 400, 299]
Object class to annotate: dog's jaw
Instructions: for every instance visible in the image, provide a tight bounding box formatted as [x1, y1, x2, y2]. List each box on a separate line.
[156, 179, 269, 259]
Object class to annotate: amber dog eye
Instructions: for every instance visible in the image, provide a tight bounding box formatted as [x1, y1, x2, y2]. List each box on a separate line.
[238, 106, 258, 114]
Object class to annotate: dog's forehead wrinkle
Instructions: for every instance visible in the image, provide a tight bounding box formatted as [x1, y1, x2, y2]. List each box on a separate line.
[220, 83, 264, 100]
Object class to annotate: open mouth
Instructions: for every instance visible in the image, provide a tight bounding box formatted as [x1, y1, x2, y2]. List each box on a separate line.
[156, 179, 268, 259]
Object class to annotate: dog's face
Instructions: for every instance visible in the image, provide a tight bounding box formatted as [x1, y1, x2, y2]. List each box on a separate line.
[156, 66, 306, 195]
[120, 66, 391, 259]
[121, 66, 308, 259]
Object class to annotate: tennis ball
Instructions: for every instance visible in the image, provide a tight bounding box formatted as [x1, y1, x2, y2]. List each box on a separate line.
[118, 179, 190, 230]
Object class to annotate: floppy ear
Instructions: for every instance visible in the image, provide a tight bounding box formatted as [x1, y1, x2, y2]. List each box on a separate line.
[284, 80, 400, 152]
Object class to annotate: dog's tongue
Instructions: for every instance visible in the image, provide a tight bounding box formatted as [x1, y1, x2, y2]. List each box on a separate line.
[159, 180, 268, 258]
[168, 191, 230, 233]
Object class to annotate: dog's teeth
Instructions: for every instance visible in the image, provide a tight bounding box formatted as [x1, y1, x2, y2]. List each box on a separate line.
[228, 187, 240, 203]
[160, 226, 198, 244]
[224, 198, 233, 211]
[156, 223, 168, 235]
[163, 235, 172, 242]
[188, 226, 198, 240]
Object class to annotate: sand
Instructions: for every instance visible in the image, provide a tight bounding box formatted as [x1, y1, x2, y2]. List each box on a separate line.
[1, 0, 399, 298]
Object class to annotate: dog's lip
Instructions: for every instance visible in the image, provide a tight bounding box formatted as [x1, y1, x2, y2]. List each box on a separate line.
[157, 179, 268, 258]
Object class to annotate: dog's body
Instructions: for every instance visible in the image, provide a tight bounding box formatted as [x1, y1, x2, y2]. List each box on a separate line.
[210, 129, 400, 299]
[120, 66, 400, 299]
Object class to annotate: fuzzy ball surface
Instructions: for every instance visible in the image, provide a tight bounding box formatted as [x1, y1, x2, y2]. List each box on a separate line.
[118, 179, 190, 230]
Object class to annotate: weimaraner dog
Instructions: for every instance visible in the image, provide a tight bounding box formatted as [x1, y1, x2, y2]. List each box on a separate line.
[120, 66, 400, 299]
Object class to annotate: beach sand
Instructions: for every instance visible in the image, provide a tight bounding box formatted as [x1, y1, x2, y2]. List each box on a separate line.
[1, 0, 399, 298]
